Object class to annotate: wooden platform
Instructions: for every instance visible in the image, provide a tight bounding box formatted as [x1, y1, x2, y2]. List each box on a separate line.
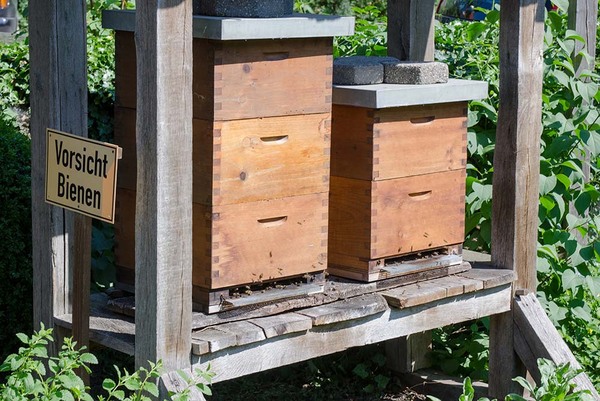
[54, 264, 513, 384]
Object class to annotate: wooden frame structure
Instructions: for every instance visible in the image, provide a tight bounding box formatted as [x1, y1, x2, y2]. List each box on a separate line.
[29, 0, 598, 399]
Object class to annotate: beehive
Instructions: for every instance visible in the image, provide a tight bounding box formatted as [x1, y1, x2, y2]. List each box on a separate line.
[328, 80, 488, 281]
[106, 13, 354, 312]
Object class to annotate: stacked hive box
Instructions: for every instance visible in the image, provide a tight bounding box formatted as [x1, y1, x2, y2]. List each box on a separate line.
[105, 12, 354, 312]
[329, 80, 488, 282]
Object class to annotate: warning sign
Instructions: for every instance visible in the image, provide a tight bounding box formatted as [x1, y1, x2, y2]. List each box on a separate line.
[45, 129, 121, 223]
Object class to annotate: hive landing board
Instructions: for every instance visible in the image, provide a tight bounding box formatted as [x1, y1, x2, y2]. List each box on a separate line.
[45, 129, 121, 223]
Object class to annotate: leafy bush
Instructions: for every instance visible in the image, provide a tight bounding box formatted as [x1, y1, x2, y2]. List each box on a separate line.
[433, 3, 600, 387]
[0, 326, 214, 400]
[0, 117, 31, 361]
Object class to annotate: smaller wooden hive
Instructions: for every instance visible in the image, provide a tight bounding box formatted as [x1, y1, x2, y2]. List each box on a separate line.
[329, 79, 488, 282]
[103, 10, 354, 312]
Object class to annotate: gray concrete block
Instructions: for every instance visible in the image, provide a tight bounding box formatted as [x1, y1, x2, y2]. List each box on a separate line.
[383, 61, 449, 85]
[194, 0, 294, 18]
[333, 56, 400, 85]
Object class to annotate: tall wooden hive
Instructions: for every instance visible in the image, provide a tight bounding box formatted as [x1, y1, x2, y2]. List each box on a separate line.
[104, 11, 354, 312]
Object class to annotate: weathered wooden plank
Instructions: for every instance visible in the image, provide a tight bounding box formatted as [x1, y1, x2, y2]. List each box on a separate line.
[188, 264, 476, 329]
[385, 332, 432, 373]
[489, 0, 546, 397]
[298, 293, 388, 326]
[212, 321, 266, 346]
[513, 293, 599, 398]
[387, 0, 435, 62]
[248, 313, 313, 339]
[457, 269, 514, 289]
[191, 339, 210, 356]
[72, 214, 91, 383]
[29, 0, 88, 354]
[192, 328, 237, 353]
[193, 285, 512, 383]
[568, 0, 597, 77]
[134, 0, 193, 379]
[381, 282, 447, 309]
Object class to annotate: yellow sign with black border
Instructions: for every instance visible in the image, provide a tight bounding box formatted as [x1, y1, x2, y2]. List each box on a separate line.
[45, 129, 121, 223]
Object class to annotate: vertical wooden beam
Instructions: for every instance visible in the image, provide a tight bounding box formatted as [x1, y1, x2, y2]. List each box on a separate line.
[489, 0, 545, 398]
[29, 0, 88, 352]
[568, 0, 597, 77]
[134, 0, 193, 385]
[387, 0, 436, 61]
[73, 214, 91, 382]
[385, 332, 432, 373]
[568, 0, 597, 201]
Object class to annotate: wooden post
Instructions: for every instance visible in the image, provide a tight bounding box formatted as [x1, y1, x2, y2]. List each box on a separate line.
[568, 0, 597, 77]
[385, 332, 432, 373]
[568, 0, 597, 215]
[29, 0, 88, 353]
[488, 0, 546, 398]
[387, 0, 436, 61]
[134, 0, 194, 392]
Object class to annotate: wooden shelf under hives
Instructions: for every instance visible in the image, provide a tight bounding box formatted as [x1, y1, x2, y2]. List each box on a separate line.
[54, 253, 513, 384]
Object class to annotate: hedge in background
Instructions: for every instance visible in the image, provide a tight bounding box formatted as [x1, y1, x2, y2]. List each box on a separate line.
[0, 117, 31, 360]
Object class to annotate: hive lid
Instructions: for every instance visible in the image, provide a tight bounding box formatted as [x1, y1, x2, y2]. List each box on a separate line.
[102, 9, 355, 40]
[332, 79, 489, 108]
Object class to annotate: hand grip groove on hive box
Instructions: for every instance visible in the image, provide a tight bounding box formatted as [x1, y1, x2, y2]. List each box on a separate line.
[260, 135, 289, 145]
[257, 216, 288, 227]
[408, 190, 432, 201]
[410, 116, 435, 124]
[263, 52, 290, 61]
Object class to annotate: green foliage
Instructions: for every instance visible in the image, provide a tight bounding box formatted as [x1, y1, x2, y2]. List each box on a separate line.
[0, 326, 214, 400]
[431, 359, 594, 401]
[432, 3, 600, 388]
[507, 359, 594, 401]
[0, 117, 31, 361]
[431, 320, 490, 382]
[334, 5, 387, 57]
[294, 0, 385, 16]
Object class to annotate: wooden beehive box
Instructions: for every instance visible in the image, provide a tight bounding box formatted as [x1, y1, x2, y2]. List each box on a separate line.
[105, 12, 354, 312]
[329, 81, 488, 282]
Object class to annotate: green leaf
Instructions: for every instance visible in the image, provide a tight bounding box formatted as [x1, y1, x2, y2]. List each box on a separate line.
[144, 381, 159, 397]
[79, 352, 98, 365]
[102, 378, 116, 391]
[539, 174, 557, 195]
[561, 269, 584, 292]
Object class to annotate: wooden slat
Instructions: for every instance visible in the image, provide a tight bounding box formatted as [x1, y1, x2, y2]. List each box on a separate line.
[457, 269, 514, 289]
[212, 321, 266, 346]
[192, 339, 210, 356]
[381, 282, 447, 309]
[298, 293, 388, 326]
[134, 0, 193, 380]
[248, 313, 313, 339]
[387, 0, 435, 62]
[192, 328, 237, 353]
[489, 0, 546, 397]
[189, 265, 494, 329]
[29, 0, 88, 354]
[513, 293, 599, 398]
[193, 285, 512, 383]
